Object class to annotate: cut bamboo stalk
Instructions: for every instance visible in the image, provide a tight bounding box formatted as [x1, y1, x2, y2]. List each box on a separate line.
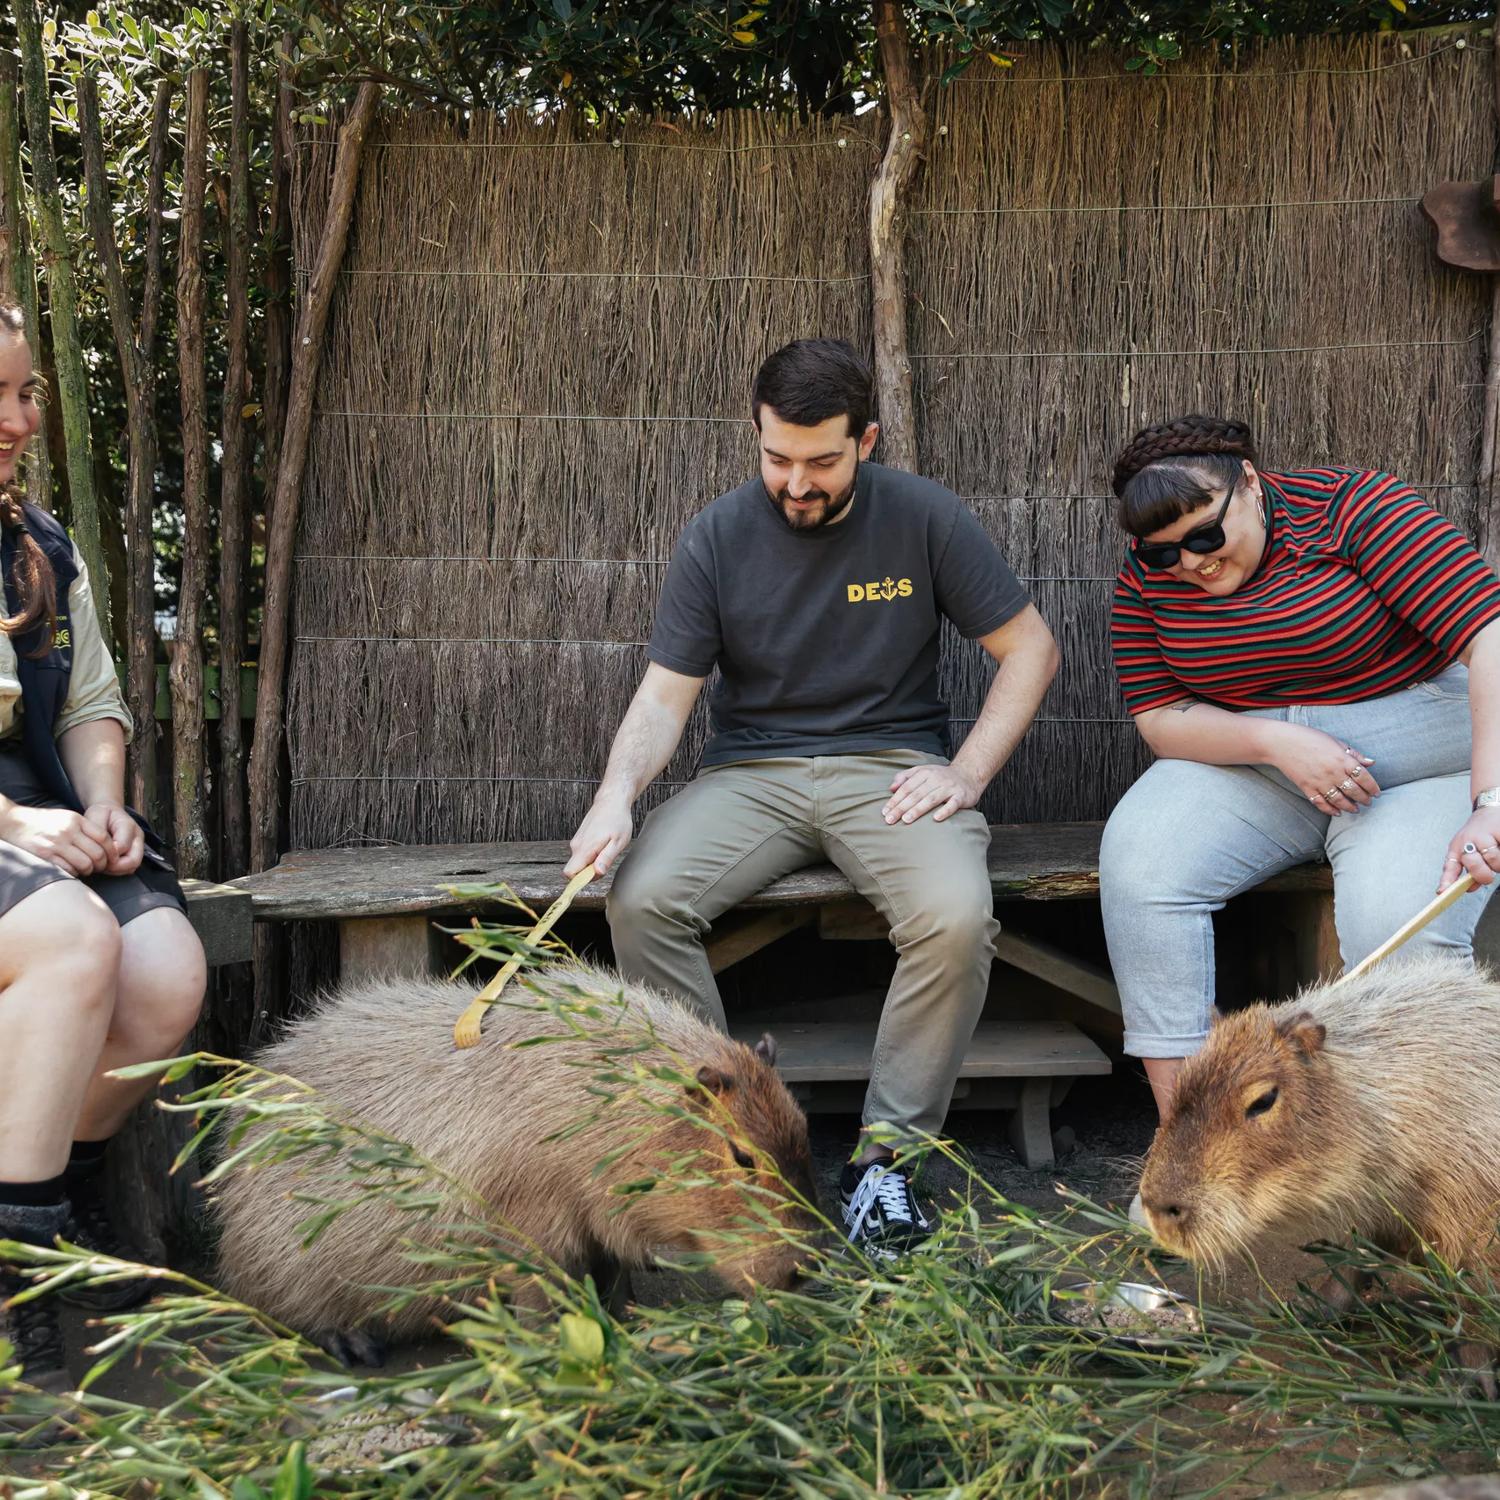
[249, 82, 381, 875]
[453, 864, 597, 1049]
[1338, 872, 1475, 986]
[171, 69, 211, 878]
[0, 51, 49, 511]
[868, 0, 927, 472]
[12, 0, 107, 625]
[219, 23, 252, 878]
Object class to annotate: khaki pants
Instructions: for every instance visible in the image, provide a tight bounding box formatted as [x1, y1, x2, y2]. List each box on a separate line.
[607, 751, 999, 1144]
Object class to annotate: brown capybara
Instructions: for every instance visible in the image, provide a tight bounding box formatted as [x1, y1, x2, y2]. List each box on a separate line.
[1137, 956, 1500, 1377]
[214, 963, 819, 1362]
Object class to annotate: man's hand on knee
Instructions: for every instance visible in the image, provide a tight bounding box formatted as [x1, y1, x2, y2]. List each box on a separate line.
[882, 764, 982, 826]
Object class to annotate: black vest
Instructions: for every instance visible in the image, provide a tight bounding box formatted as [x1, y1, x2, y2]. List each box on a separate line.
[3, 502, 168, 867]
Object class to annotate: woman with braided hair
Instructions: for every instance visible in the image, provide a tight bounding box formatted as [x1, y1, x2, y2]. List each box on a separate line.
[0, 297, 205, 1415]
[1100, 413, 1500, 1142]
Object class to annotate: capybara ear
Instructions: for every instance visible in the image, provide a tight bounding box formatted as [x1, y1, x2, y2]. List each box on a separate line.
[753, 1033, 778, 1068]
[1275, 1011, 1327, 1059]
[693, 1064, 733, 1097]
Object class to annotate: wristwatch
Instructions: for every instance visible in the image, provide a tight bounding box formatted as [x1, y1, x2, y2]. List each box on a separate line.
[1475, 787, 1500, 812]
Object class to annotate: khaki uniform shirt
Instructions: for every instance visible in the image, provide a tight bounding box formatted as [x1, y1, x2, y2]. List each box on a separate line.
[0, 545, 133, 745]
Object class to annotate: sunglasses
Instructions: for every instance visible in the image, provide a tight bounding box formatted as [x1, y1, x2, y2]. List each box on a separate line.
[1134, 483, 1237, 572]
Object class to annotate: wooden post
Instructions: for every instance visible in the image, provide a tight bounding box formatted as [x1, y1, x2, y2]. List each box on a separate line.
[1484, 42, 1500, 568]
[12, 0, 108, 619]
[0, 51, 49, 510]
[171, 69, 211, 878]
[249, 82, 380, 874]
[868, 0, 928, 472]
[133, 81, 172, 822]
[77, 73, 171, 824]
[219, 23, 252, 878]
[262, 35, 296, 523]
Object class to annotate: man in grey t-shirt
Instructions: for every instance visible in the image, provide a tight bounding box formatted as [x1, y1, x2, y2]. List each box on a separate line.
[566, 340, 1058, 1260]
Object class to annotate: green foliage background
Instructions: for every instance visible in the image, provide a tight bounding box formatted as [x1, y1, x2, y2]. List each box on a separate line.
[0, 0, 1486, 640]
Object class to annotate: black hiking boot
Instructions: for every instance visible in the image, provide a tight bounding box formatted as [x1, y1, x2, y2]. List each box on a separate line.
[60, 1159, 158, 1312]
[1, 1201, 73, 1444]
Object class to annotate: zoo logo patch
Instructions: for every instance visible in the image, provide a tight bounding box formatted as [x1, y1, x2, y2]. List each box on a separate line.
[847, 577, 913, 604]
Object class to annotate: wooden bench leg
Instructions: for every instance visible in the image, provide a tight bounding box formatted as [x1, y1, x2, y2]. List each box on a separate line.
[338, 915, 436, 984]
[1008, 1077, 1056, 1170]
[1287, 889, 1341, 987]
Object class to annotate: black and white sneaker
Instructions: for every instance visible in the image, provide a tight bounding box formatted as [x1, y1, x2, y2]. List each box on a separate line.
[839, 1160, 932, 1262]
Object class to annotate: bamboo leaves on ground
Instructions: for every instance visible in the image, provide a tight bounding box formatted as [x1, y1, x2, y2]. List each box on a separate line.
[11, 0, 107, 626]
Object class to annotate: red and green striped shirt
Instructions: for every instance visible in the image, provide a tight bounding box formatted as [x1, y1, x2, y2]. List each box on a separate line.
[1111, 469, 1500, 715]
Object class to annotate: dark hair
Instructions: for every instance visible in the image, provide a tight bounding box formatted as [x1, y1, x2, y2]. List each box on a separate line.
[1110, 413, 1259, 536]
[751, 339, 873, 438]
[0, 296, 57, 655]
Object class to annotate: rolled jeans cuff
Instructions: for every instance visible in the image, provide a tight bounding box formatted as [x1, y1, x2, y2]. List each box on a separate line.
[1122, 1026, 1210, 1060]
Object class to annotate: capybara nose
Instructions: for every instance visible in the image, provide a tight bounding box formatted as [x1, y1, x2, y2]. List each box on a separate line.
[1141, 1194, 1188, 1227]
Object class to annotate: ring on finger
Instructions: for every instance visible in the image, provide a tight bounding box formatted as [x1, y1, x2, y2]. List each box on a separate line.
[1464, 841, 1479, 855]
[1326, 787, 1342, 801]
[1339, 777, 1357, 793]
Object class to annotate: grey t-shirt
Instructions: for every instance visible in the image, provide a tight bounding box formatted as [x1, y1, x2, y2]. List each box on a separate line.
[648, 461, 1029, 765]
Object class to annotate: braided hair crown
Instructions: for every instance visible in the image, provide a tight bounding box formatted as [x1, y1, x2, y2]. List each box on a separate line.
[1111, 414, 1257, 498]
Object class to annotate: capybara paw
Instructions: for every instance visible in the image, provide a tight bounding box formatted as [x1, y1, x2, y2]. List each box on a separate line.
[1450, 1340, 1499, 1400]
[314, 1328, 388, 1368]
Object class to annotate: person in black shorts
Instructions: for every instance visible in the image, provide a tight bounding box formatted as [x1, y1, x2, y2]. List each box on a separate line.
[0, 296, 206, 1407]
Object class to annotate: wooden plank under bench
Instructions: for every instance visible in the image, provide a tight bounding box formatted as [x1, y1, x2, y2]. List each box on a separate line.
[726, 1016, 1111, 1169]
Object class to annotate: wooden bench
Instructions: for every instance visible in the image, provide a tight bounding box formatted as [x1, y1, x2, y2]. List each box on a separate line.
[231, 823, 1335, 1168]
[181, 878, 254, 967]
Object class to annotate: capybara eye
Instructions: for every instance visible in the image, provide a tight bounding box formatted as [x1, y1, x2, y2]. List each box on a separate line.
[732, 1146, 755, 1170]
[1246, 1087, 1279, 1118]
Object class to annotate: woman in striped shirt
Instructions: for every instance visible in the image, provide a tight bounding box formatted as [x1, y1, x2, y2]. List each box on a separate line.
[1100, 413, 1500, 1123]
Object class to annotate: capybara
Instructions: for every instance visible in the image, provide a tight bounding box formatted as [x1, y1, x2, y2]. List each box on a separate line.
[1137, 956, 1500, 1379]
[214, 963, 819, 1360]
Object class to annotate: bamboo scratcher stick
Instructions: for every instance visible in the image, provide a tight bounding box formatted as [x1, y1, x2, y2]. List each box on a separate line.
[453, 864, 598, 1049]
[1338, 871, 1474, 986]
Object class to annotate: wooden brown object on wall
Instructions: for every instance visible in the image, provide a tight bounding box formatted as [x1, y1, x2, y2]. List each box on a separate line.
[1421, 176, 1500, 272]
[171, 69, 211, 879]
[248, 82, 382, 876]
[869, 0, 926, 471]
[219, 23, 253, 879]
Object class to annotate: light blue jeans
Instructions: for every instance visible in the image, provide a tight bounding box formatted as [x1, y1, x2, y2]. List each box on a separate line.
[1099, 663, 1491, 1057]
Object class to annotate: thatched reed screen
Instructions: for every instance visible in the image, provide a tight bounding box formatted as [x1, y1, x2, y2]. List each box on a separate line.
[914, 32, 1493, 821]
[288, 31, 1492, 850]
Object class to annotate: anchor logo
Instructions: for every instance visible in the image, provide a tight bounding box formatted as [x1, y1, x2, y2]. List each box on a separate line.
[845, 577, 915, 603]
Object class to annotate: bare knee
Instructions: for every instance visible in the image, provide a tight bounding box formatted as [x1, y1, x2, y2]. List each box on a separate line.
[1, 882, 122, 1015]
[114, 912, 207, 1052]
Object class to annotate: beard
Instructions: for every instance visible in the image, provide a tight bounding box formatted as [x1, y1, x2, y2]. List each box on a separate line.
[765, 463, 859, 532]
